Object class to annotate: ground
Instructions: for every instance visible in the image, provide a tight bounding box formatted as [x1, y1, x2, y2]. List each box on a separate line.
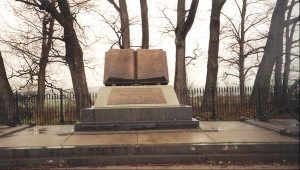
[12, 162, 300, 170]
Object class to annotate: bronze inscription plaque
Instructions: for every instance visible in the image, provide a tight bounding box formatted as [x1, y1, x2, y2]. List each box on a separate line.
[107, 88, 167, 105]
[137, 49, 169, 81]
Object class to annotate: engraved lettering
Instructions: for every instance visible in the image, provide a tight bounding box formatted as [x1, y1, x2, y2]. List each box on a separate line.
[107, 88, 167, 105]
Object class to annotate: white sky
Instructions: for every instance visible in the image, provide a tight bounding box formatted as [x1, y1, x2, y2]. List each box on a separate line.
[0, 0, 299, 92]
[81, 0, 213, 89]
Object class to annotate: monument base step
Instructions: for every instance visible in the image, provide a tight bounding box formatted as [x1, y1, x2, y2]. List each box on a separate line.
[79, 105, 193, 122]
[74, 119, 199, 131]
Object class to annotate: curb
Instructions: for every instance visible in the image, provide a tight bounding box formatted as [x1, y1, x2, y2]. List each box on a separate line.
[0, 125, 34, 138]
[244, 119, 299, 136]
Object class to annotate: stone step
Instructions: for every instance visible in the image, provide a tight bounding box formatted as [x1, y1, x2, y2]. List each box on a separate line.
[1, 143, 298, 159]
[75, 119, 199, 131]
[0, 153, 298, 168]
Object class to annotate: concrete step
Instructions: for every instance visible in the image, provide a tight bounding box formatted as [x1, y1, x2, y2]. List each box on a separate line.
[0, 153, 299, 168]
[0, 143, 298, 159]
[0, 143, 298, 168]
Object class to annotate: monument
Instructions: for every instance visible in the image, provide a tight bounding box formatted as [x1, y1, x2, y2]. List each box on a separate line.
[74, 49, 199, 131]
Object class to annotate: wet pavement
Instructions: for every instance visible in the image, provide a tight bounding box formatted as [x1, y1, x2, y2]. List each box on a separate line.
[0, 119, 298, 148]
[0, 119, 299, 168]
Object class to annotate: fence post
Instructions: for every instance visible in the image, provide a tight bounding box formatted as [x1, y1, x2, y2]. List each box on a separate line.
[15, 92, 19, 120]
[257, 84, 262, 118]
[211, 86, 217, 120]
[60, 89, 64, 125]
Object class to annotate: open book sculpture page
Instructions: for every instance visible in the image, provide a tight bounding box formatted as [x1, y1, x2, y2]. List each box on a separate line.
[104, 49, 169, 86]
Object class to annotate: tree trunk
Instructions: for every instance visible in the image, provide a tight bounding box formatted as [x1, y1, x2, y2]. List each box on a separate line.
[203, 0, 226, 108]
[140, 0, 149, 49]
[37, 14, 54, 115]
[174, 0, 199, 92]
[64, 23, 91, 110]
[274, 47, 283, 106]
[0, 52, 15, 118]
[282, 0, 297, 106]
[251, 0, 288, 103]
[174, 0, 187, 91]
[57, 0, 91, 111]
[0, 53, 14, 98]
[119, 0, 130, 49]
[239, 0, 246, 104]
[175, 41, 187, 90]
[108, 0, 131, 49]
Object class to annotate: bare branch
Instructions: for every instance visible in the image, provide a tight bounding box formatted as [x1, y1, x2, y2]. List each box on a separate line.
[285, 15, 300, 26]
[185, 42, 202, 66]
[221, 12, 240, 42]
[161, 7, 176, 31]
[107, 0, 120, 12]
[15, 0, 40, 7]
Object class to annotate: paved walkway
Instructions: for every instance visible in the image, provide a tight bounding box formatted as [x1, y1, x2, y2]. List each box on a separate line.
[0, 119, 299, 169]
[0, 119, 298, 148]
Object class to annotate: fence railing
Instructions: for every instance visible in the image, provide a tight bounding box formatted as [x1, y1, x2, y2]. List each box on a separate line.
[176, 86, 279, 121]
[0, 86, 289, 125]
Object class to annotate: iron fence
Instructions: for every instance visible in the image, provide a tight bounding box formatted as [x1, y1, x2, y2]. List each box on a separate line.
[176, 86, 280, 120]
[0, 86, 288, 125]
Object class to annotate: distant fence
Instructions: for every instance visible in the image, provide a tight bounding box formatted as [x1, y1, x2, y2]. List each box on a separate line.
[0, 91, 97, 125]
[176, 86, 279, 121]
[0, 86, 289, 125]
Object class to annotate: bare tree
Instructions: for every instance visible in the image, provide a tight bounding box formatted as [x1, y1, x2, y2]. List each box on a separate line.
[159, 4, 202, 72]
[251, 0, 288, 106]
[0, 4, 63, 92]
[0, 4, 65, 120]
[94, 0, 147, 49]
[108, 0, 130, 49]
[37, 14, 54, 112]
[16, 0, 92, 110]
[174, 0, 199, 91]
[220, 0, 270, 100]
[282, 0, 300, 106]
[202, 0, 226, 109]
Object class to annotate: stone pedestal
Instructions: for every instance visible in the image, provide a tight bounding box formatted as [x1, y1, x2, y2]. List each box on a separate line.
[75, 49, 198, 131]
[74, 86, 199, 131]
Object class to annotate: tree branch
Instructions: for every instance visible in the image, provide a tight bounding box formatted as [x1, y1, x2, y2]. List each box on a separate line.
[107, 0, 120, 12]
[285, 15, 300, 26]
